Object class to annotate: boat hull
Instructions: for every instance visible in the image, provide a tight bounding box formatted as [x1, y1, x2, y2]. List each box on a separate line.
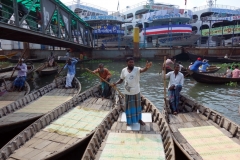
[190, 72, 240, 84]
[187, 52, 240, 62]
[8, 56, 45, 63]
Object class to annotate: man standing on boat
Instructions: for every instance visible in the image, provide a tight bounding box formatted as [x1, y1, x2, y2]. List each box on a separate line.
[113, 57, 152, 126]
[64, 58, 78, 88]
[162, 63, 184, 115]
[93, 63, 111, 98]
[48, 52, 55, 67]
[11, 59, 28, 92]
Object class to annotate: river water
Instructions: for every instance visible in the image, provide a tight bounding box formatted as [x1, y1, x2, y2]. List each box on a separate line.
[26, 60, 240, 125]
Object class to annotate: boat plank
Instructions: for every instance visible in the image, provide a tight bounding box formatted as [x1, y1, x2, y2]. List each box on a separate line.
[173, 132, 187, 143]
[34, 140, 52, 150]
[22, 149, 42, 159]
[10, 147, 35, 159]
[29, 151, 52, 160]
[180, 143, 197, 155]
[169, 123, 185, 132]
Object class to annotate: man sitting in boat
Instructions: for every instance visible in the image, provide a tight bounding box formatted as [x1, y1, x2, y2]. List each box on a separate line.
[11, 59, 28, 92]
[190, 57, 208, 72]
[232, 65, 240, 78]
[113, 57, 152, 126]
[199, 59, 210, 72]
[48, 52, 55, 67]
[188, 62, 193, 69]
[64, 58, 78, 88]
[178, 61, 185, 71]
[93, 63, 111, 98]
[162, 63, 184, 115]
[224, 66, 232, 78]
[166, 57, 176, 70]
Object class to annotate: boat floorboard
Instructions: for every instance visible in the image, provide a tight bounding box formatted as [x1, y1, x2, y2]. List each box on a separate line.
[95, 112, 165, 160]
[169, 112, 240, 160]
[6, 97, 112, 160]
[0, 88, 79, 126]
[0, 91, 25, 102]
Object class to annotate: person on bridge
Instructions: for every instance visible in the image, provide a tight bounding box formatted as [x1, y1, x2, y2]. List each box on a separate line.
[11, 59, 28, 92]
[35, 7, 42, 30]
[0, 1, 2, 21]
[64, 58, 78, 88]
[113, 57, 152, 126]
[93, 63, 111, 98]
[162, 63, 184, 115]
[48, 52, 55, 67]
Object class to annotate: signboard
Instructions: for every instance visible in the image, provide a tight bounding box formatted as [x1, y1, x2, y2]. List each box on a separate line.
[208, 15, 240, 21]
[210, 8, 240, 15]
[93, 25, 124, 34]
[201, 25, 240, 36]
[83, 15, 124, 21]
[159, 35, 192, 43]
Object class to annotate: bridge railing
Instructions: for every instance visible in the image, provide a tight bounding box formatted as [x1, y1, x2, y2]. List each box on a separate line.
[0, 0, 93, 48]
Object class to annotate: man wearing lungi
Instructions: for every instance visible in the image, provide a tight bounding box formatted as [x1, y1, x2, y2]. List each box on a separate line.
[12, 59, 28, 92]
[113, 57, 152, 126]
[162, 63, 184, 115]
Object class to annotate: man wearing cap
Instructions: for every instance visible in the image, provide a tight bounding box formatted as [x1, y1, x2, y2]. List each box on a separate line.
[190, 57, 208, 72]
[113, 57, 152, 126]
[199, 59, 210, 72]
[11, 59, 28, 92]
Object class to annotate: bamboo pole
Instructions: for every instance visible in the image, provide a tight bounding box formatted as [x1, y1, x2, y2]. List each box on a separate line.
[85, 68, 124, 98]
[55, 62, 68, 87]
[163, 56, 167, 98]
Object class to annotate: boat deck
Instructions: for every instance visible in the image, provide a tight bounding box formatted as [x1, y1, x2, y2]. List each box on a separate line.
[0, 91, 26, 108]
[169, 112, 240, 160]
[0, 71, 18, 79]
[95, 112, 165, 160]
[5, 97, 112, 160]
[0, 88, 78, 127]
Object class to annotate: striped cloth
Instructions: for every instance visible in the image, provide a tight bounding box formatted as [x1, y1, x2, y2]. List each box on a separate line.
[14, 76, 26, 88]
[125, 93, 142, 125]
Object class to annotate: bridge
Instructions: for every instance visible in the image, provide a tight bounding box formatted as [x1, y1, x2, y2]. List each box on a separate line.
[0, 0, 93, 50]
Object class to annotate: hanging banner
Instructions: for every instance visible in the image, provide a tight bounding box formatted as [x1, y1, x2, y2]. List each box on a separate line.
[42, 0, 56, 30]
[202, 25, 240, 36]
[60, 9, 69, 33]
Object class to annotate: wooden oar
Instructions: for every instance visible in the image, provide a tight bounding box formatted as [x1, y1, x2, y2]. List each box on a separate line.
[10, 49, 27, 79]
[54, 62, 68, 87]
[85, 68, 124, 98]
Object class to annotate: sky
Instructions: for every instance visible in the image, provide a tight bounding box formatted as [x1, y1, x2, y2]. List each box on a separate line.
[60, 0, 240, 12]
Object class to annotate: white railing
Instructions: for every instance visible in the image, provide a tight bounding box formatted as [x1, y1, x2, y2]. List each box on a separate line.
[64, 1, 108, 13]
[119, 1, 179, 13]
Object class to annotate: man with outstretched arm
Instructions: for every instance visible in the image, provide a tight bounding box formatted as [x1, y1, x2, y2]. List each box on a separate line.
[113, 57, 152, 126]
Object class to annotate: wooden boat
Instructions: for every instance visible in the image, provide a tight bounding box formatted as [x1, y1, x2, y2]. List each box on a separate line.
[0, 52, 18, 61]
[35, 62, 59, 76]
[82, 95, 175, 160]
[8, 56, 45, 63]
[187, 52, 240, 62]
[0, 85, 118, 160]
[166, 66, 221, 77]
[164, 95, 240, 160]
[189, 71, 240, 84]
[0, 63, 34, 80]
[0, 76, 81, 134]
[0, 80, 30, 107]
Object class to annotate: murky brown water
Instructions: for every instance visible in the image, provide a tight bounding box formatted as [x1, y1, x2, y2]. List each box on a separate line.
[1, 60, 239, 159]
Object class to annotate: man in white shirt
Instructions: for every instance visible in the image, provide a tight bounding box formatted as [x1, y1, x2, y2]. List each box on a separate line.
[12, 59, 28, 92]
[113, 57, 152, 126]
[162, 63, 184, 115]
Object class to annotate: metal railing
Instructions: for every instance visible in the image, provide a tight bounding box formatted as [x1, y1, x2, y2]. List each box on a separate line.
[193, 4, 240, 12]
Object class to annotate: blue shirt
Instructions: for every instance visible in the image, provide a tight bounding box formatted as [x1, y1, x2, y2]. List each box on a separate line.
[190, 60, 207, 72]
[64, 58, 78, 75]
[201, 63, 210, 72]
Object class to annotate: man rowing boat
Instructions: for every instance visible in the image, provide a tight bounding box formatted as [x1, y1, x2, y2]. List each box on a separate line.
[93, 63, 111, 98]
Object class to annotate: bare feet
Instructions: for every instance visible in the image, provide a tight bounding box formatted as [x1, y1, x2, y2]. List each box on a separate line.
[139, 120, 145, 126]
[173, 112, 177, 115]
